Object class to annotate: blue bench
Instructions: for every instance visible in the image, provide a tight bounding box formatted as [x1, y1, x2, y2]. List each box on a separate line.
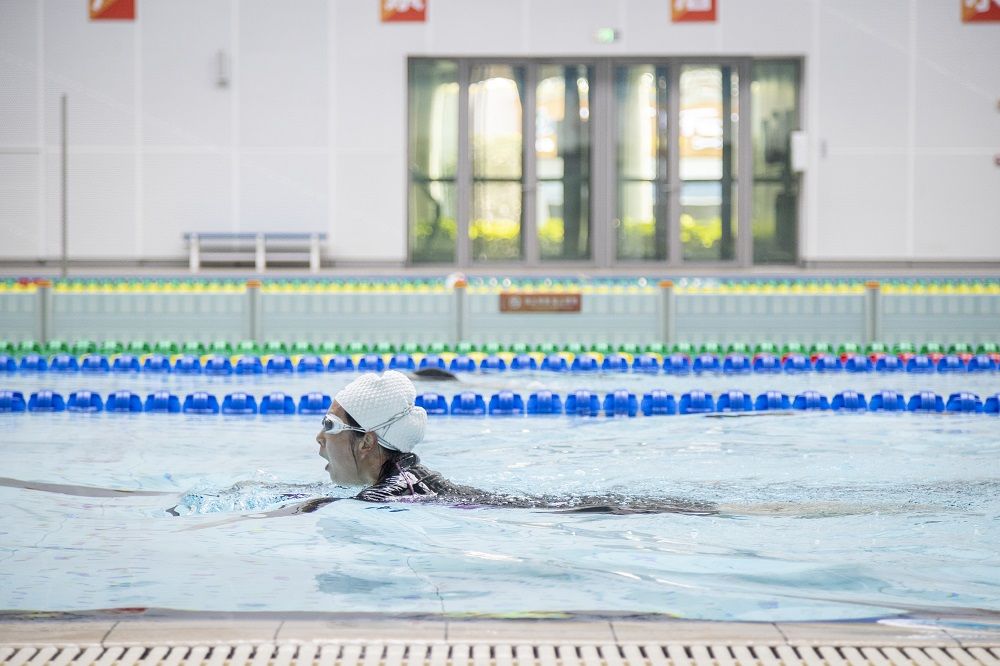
[184, 232, 326, 273]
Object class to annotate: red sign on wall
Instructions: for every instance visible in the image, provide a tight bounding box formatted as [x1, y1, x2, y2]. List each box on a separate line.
[381, 0, 427, 23]
[671, 0, 717, 23]
[89, 0, 135, 20]
[962, 0, 1000, 22]
[500, 293, 582, 313]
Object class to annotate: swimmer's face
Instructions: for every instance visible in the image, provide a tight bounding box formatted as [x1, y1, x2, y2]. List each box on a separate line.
[316, 402, 368, 486]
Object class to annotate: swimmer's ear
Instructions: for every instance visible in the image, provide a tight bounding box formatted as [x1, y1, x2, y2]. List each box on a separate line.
[359, 431, 377, 451]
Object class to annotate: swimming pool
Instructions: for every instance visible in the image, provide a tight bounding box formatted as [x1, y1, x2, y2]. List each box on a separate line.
[1, 371, 998, 622]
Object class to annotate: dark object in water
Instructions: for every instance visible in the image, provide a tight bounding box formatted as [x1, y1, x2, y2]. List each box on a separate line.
[0, 476, 174, 498]
[409, 368, 459, 381]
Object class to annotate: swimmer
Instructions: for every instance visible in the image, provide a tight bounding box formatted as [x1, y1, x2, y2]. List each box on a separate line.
[317, 370, 473, 501]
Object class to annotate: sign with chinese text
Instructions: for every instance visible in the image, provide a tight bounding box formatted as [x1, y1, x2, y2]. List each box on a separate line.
[500, 293, 582, 313]
[671, 0, 716, 23]
[89, 0, 135, 20]
[381, 0, 426, 23]
[962, 0, 1000, 22]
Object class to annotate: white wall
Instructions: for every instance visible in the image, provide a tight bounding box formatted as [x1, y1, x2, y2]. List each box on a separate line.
[0, 0, 997, 265]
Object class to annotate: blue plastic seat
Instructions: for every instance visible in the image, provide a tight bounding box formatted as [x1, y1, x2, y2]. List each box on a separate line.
[640, 390, 676, 416]
[0, 390, 26, 412]
[0, 355, 16, 373]
[679, 390, 714, 414]
[792, 391, 829, 410]
[19, 354, 47, 372]
[907, 391, 944, 412]
[782, 353, 811, 373]
[488, 391, 524, 416]
[480, 356, 508, 373]
[144, 391, 180, 413]
[205, 355, 234, 376]
[693, 354, 720, 374]
[450, 392, 486, 415]
[296, 392, 330, 415]
[571, 355, 599, 373]
[752, 353, 781, 373]
[541, 354, 568, 372]
[509, 354, 537, 371]
[357, 354, 385, 372]
[388, 354, 415, 371]
[260, 392, 296, 415]
[565, 390, 601, 416]
[50, 354, 79, 373]
[754, 391, 790, 411]
[875, 355, 902, 372]
[223, 392, 259, 415]
[416, 392, 448, 415]
[632, 354, 660, 373]
[813, 354, 842, 373]
[906, 355, 934, 373]
[294, 355, 324, 373]
[527, 390, 563, 415]
[326, 355, 354, 372]
[936, 355, 965, 373]
[716, 390, 752, 412]
[143, 354, 171, 373]
[601, 354, 629, 372]
[80, 354, 110, 373]
[722, 354, 751, 375]
[105, 391, 142, 413]
[946, 392, 982, 413]
[869, 390, 905, 412]
[843, 356, 872, 373]
[418, 355, 446, 371]
[174, 355, 202, 375]
[265, 355, 293, 374]
[831, 391, 867, 411]
[183, 392, 219, 414]
[28, 390, 65, 412]
[112, 354, 140, 372]
[968, 354, 996, 372]
[602, 390, 637, 417]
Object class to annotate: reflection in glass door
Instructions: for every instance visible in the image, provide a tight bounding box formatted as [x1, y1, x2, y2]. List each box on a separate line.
[615, 65, 670, 261]
[679, 65, 739, 261]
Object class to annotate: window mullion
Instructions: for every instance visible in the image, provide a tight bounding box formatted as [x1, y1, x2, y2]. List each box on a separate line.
[523, 63, 538, 266]
[456, 61, 471, 268]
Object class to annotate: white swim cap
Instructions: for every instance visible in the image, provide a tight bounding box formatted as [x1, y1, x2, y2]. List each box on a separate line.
[334, 370, 427, 453]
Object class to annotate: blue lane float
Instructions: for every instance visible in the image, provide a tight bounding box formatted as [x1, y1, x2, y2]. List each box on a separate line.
[81, 355, 110, 373]
[19, 354, 47, 372]
[174, 355, 202, 375]
[782, 354, 811, 373]
[793, 391, 829, 410]
[633, 354, 660, 373]
[481, 356, 507, 373]
[603, 389, 638, 417]
[527, 390, 563, 414]
[752, 354, 781, 373]
[541, 355, 568, 372]
[570, 355, 599, 373]
[946, 392, 982, 413]
[755, 390, 790, 411]
[260, 392, 296, 415]
[183, 392, 219, 414]
[50, 354, 79, 373]
[565, 390, 601, 416]
[0, 390, 26, 412]
[869, 390, 906, 412]
[224, 392, 259, 415]
[419, 355, 446, 371]
[105, 390, 142, 413]
[664, 353, 692, 375]
[489, 391, 524, 416]
[28, 390, 65, 412]
[145, 391, 181, 413]
[296, 392, 330, 415]
[266, 356, 294, 374]
[327, 355, 354, 372]
[717, 390, 752, 412]
[205, 355, 234, 375]
[509, 354, 536, 371]
[297, 355, 324, 373]
[388, 354, 415, 371]
[679, 390, 714, 414]
[907, 391, 944, 413]
[144, 354, 171, 373]
[415, 392, 448, 415]
[641, 390, 677, 415]
[67, 390, 103, 412]
[831, 390, 867, 411]
[450, 391, 486, 416]
[722, 354, 751, 375]
[113, 355, 141, 372]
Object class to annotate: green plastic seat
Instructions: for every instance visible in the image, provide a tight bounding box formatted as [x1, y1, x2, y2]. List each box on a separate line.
[454, 341, 476, 355]
[920, 341, 943, 354]
[182, 341, 204, 354]
[290, 340, 314, 354]
[400, 342, 423, 355]
[948, 342, 971, 354]
[426, 341, 448, 354]
[263, 340, 287, 354]
[837, 342, 860, 355]
[153, 339, 178, 355]
[618, 342, 640, 355]
[866, 342, 887, 354]
[72, 339, 97, 355]
[976, 342, 998, 354]
[126, 340, 150, 354]
[893, 341, 915, 354]
[699, 342, 722, 354]
[754, 341, 778, 354]
[509, 342, 529, 354]
[318, 341, 341, 354]
[810, 342, 832, 354]
[590, 342, 611, 355]
[782, 341, 805, 354]
[671, 342, 693, 355]
[645, 342, 668, 355]
[564, 342, 584, 355]
[726, 342, 750, 354]
[482, 342, 502, 355]
[210, 340, 233, 354]
[99, 339, 123, 355]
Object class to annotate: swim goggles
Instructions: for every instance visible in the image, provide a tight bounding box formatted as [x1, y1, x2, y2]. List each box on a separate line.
[321, 414, 367, 436]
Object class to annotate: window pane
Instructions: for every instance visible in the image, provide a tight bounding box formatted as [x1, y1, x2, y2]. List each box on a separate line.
[752, 61, 799, 264]
[408, 60, 458, 263]
[537, 64, 591, 261]
[679, 65, 737, 262]
[616, 65, 668, 261]
[472, 182, 522, 261]
[470, 65, 524, 261]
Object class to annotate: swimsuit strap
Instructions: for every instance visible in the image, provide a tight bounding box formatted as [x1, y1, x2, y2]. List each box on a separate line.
[395, 459, 416, 496]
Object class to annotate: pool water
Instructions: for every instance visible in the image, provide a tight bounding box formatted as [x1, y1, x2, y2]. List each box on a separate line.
[0, 372, 998, 621]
